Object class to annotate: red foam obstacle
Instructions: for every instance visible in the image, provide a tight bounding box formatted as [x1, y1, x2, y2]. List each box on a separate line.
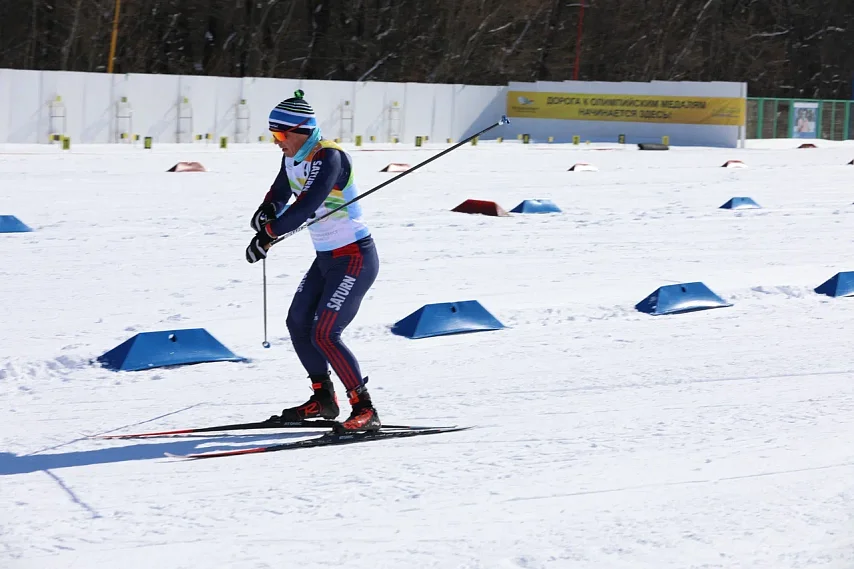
[722, 160, 748, 169]
[798, 143, 817, 149]
[167, 161, 207, 172]
[380, 163, 411, 173]
[568, 163, 598, 172]
[451, 199, 510, 217]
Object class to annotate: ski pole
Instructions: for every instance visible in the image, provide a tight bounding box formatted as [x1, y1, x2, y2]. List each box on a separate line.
[269, 115, 510, 246]
[261, 258, 270, 348]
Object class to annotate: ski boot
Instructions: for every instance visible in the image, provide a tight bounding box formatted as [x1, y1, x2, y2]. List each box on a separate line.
[334, 384, 381, 433]
[275, 373, 340, 423]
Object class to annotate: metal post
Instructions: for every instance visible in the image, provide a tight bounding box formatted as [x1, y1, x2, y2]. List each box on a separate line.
[738, 83, 747, 147]
[573, 3, 585, 80]
[816, 101, 823, 139]
[756, 98, 764, 139]
[261, 259, 270, 348]
[844, 101, 851, 140]
[773, 99, 781, 138]
[831, 102, 836, 140]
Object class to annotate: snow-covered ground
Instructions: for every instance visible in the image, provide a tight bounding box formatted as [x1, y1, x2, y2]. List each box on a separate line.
[2, 136, 854, 569]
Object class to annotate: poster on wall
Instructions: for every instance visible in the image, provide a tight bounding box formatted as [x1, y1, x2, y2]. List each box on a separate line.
[791, 101, 818, 138]
[506, 91, 746, 126]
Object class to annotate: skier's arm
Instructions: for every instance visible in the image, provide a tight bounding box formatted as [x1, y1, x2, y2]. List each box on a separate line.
[265, 155, 294, 211]
[250, 156, 294, 232]
[265, 148, 343, 237]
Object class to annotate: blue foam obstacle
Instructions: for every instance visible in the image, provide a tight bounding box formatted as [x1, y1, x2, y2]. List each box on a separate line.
[814, 271, 854, 298]
[635, 282, 732, 316]
[391, 301, 505, 339]
[719, 197, 760, 210]
[97, 328, 245, 371]
[0, 215, 32, 233]
[510, 199, 562, 214]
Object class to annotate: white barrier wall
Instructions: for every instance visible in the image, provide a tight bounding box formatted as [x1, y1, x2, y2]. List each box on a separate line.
[1, 69, 44, 143]
[0, 70, 746, 147]
[500, 80, 747, 147]
[455, 83, 512, 140]
[0, 69, 507, 145]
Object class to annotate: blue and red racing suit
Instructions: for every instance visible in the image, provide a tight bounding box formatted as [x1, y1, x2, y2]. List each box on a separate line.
[263, 140, 378, 390]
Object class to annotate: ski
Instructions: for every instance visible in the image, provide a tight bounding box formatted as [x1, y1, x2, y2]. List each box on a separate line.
[96, 418, 447, 439]
[164, 426, 471, 460]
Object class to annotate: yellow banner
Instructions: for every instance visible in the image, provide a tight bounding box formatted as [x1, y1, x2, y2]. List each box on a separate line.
[507, 91, 745, 126]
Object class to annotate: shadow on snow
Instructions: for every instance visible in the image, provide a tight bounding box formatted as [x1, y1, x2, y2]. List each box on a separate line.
[0, 432, 309, 475]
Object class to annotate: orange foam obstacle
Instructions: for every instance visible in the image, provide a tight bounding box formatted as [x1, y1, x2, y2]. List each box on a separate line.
[380, 163, 411, 173]
[798, 143, 817, 149]
[451, 199, 510, 217]
[722, 160, 747, 169]
[568, 163, 598, 172]
[167, 161, 207, 172]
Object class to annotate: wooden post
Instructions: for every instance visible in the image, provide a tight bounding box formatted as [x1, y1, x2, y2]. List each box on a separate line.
[107, 0, 121, 73]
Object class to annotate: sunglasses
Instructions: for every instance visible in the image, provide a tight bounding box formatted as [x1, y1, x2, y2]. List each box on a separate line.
[270, 118, 311, 142]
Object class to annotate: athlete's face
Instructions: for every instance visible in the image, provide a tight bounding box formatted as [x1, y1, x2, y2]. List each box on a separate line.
[271, 130, 309, 157]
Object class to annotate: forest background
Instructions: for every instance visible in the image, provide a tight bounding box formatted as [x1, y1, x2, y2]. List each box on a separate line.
[3, 0, 852, 99]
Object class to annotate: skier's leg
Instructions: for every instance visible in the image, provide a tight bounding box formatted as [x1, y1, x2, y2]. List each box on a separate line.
[311, 237, 381, 431]
[278, 258, 340, 421]
[286, 259, 327, 376]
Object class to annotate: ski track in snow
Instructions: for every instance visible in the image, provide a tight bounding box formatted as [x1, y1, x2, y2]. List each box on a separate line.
[1, 140, 854, 568]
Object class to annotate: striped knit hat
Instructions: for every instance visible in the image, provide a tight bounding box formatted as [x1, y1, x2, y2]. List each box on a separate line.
[268, 90, 317, 135]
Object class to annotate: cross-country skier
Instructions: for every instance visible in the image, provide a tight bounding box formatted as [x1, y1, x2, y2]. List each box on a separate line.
[245, 90, 381, 432]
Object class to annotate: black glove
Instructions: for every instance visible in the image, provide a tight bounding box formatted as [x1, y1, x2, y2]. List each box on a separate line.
[250, 202, 278, 232]
[245, 231, 275, 263]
